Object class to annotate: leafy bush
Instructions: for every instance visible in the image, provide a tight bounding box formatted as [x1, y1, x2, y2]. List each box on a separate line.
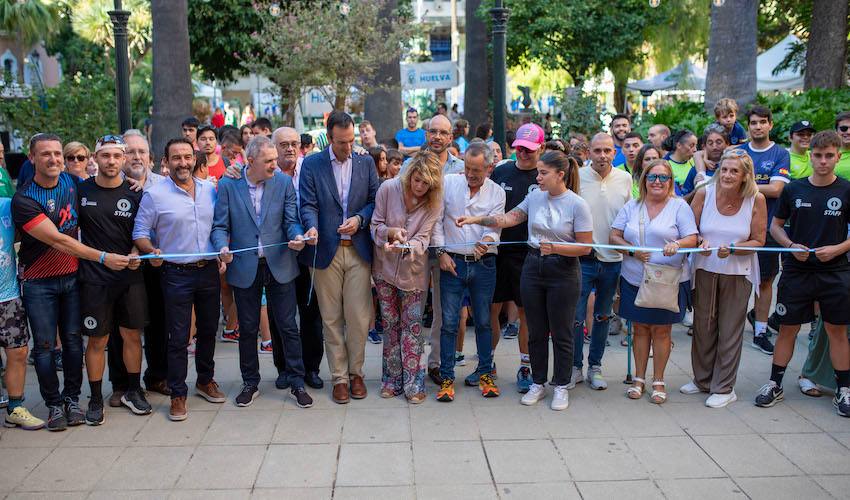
[633, 88, 850, 145]
[0, 73, 118, 150]
[558, 89, 603, 137]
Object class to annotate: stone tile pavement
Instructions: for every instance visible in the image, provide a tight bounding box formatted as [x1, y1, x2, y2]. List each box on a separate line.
[1, 324, 848, 499]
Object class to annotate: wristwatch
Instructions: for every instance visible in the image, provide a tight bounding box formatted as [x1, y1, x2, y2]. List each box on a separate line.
[628, 250, 635, 257]
[436, 247, 447, 258]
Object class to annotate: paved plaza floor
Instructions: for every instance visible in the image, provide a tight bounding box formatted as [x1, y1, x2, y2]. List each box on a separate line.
[0, 323, 848, 499]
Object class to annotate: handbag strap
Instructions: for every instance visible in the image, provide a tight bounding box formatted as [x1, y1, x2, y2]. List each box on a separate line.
[638, 203, 647, 248]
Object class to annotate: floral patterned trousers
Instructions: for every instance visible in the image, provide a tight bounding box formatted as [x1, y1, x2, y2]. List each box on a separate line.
[375, 278, 426, 398]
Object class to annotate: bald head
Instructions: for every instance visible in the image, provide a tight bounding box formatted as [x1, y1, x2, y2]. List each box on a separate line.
[589, 133, 615, 173]
[426, 114, 453, 154]
[430, 114, 451, 131]
[272, 127, 300, 170]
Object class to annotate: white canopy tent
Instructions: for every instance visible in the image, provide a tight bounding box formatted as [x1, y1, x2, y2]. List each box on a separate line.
[626, 61, 707, 94]
[757, 34, 804, 91]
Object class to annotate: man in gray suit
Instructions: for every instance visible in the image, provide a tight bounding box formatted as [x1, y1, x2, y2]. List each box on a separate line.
[212, 136, 314, 408]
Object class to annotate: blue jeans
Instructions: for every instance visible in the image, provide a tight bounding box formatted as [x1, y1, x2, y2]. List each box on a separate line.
[439, 254, 497, 382]
[21, 275, 84, 406]
[573, 259, 621, 369]
[232, 261, 304, 389]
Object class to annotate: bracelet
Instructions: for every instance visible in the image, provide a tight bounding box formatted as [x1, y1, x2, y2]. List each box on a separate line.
[99, 251, 106, 265]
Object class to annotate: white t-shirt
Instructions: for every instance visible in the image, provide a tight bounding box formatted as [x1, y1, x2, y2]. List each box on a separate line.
[611, 197, 698, 286]
[516, 189, 593, 248]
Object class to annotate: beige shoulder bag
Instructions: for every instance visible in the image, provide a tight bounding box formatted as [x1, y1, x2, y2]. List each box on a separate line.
[634, 203, 682, 313]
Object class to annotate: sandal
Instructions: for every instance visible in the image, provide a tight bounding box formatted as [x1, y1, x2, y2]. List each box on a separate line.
[627, 377, 645, 399]
[650, 380, 667, 404]
[798, 376, 822, 397]
[380, 388, 397, 399]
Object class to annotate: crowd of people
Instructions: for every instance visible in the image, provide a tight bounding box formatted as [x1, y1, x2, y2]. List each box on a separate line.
[1, 99, 849, 432]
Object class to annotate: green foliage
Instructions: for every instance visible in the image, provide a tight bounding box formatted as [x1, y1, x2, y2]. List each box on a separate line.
[0, 0, 60, 47]
[0, 73, 118, 149]
[45, 10, 106, 77]
[632, 89, 850, 146]
[187, 0, 262, 83]
[557, 90, 602, 137]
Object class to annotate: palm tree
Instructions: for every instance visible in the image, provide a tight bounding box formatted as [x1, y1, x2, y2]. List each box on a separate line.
[151, 0, 192, 163]
[704, 0, 758, 113]
[71, 0, 152, 77]
[804, 0, 849, 89]
[0, 0, 59, 83]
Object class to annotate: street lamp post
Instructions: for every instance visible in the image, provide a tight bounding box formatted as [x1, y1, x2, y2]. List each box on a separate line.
[109, 0, 132, 133]
[490, 0, 509, 155]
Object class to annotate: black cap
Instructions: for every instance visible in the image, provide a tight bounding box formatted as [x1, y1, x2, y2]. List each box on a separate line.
[790, 120, 816, 135]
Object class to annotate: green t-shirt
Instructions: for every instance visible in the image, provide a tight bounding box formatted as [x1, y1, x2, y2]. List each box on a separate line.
[667, 157, 694, 190]
[788, 149, 811, 179]
[835, 148, 850, 181]
[617, 164, 641, 199]
[0, 167, 14, 198]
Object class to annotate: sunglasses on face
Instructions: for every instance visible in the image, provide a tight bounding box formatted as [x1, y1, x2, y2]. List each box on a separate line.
[838, 125, 850, 133]
[646, 174, 671, 183]
[66, 155, 88, 162]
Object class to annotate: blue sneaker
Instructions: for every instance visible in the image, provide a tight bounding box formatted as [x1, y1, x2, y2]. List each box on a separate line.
[516, 366, 532, 393]
[464, 362, 497, 386]
[367, 329, 382, 344]
[502, 322, 519, 340]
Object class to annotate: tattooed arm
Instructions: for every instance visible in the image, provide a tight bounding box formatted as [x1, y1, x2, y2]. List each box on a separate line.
[456, 207, 527, 229]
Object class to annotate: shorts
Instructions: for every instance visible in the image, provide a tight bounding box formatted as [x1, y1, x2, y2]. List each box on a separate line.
[775, 269, 850, 325]
[80, 281, 148, 337]
[493, 251, 526, 306]
[0, 297, 30, 349]
[757, 234, 780, 281]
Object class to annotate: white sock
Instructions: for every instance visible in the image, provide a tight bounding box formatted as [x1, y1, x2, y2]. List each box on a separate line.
[755, 321, 767, 337]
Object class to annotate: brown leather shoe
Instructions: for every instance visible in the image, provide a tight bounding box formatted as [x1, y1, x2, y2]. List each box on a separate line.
[333, 383, 350, 404]
[169, 396, 188, 421]
[146, 380, 171, 396]
[350, 375, 367, 399]
[196, 380, 226, 403]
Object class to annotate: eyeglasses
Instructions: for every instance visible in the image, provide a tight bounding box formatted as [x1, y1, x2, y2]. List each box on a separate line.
[838, 125, 850, 133]
[98, 134, 125, 144]
[427, 129, 451, 138]
[278, 141, 299, 149]
[646, 174, 671, 183]
[720, 148, 749, 160]
[66, 154, 88, 162]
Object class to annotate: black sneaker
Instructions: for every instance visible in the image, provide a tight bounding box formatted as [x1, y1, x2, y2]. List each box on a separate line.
[752, 335, 775, 355]
[64, 399, 85, 426]
[235, 385, 259, 407]
[746, 309, 756, 331]
[46, 405, 67, 431]
[85, 400, 105, 426]
[767, 313, 780, 335]
[291, 387, 314, 408]
[121, 389, 153, 415]
[755, 381, 784, 407]
[834, 387, 850, 417]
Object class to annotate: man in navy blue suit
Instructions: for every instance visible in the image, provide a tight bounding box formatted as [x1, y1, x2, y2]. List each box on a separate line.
[212, 136, 314, 408]
[300, 111, 379, 404]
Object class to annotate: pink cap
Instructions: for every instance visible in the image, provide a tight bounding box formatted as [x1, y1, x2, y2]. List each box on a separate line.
[512, 123, 545, 151]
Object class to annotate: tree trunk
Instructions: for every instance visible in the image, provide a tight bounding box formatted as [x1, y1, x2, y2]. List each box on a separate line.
[804, 0, 849, 89]
[277, 84, 296, 127]
[704, 0, 757, 113]
[333, 90, 347, 111]
[464, 0, 489, 129]
[611, 65, 630, 114]
[364, 0, 402, 145]
[151, 0, 193, 165]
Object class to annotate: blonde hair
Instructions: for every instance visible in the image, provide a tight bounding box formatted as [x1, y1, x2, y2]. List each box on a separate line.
[637, 159, 675, 201]
[714, 149, 758, 198]
[713, 98, 739, 118]
[400, 150, 443, 210]
[63, 142, 90, 158]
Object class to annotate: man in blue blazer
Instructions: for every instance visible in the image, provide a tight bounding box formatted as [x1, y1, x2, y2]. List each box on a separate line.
[300, 110, 379, 404]
[212, 135, 314, 408]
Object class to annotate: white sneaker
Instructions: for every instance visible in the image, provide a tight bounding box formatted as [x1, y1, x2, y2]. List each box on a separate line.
[679, 381, 701, 394]
[521, 383, 546, 406]
[705, 391, 737, 408]
[551, 385, 569, 411]
[587, 366, 607, 390]
[565, 369, 583, 389]
[682, 309, 694, 327]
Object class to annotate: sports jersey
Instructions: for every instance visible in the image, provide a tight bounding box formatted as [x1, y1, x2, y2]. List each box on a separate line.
[663, 154, 695, 195]
[682, 166, 716, 196]
[0, 198, 19, 302]
[0, 166, 15, 198]
[788, 149, 811, 179]
[613, 144, 626, 167]
[740, 142, 790, 222]
[77, 178, 143, 285]
[12, 172, 79, 280]
[774, 176, 850, 272]
[490, 160, 538, 255]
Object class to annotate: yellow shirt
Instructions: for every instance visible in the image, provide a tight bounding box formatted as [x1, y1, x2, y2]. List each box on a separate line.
[835, 148, 850, 181]
[788, 149, 811, 179]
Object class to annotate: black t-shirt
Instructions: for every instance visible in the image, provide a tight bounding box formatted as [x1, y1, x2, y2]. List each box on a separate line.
[490, 161, 538, 255]
[77, 178, 143, 284]
[774, 176, 850, 272]
[12, 172, 80, 280]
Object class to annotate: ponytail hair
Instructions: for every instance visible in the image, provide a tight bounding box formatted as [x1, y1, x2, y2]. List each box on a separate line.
[661, 128, 695, 152]
[540, 150, 580, 193]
